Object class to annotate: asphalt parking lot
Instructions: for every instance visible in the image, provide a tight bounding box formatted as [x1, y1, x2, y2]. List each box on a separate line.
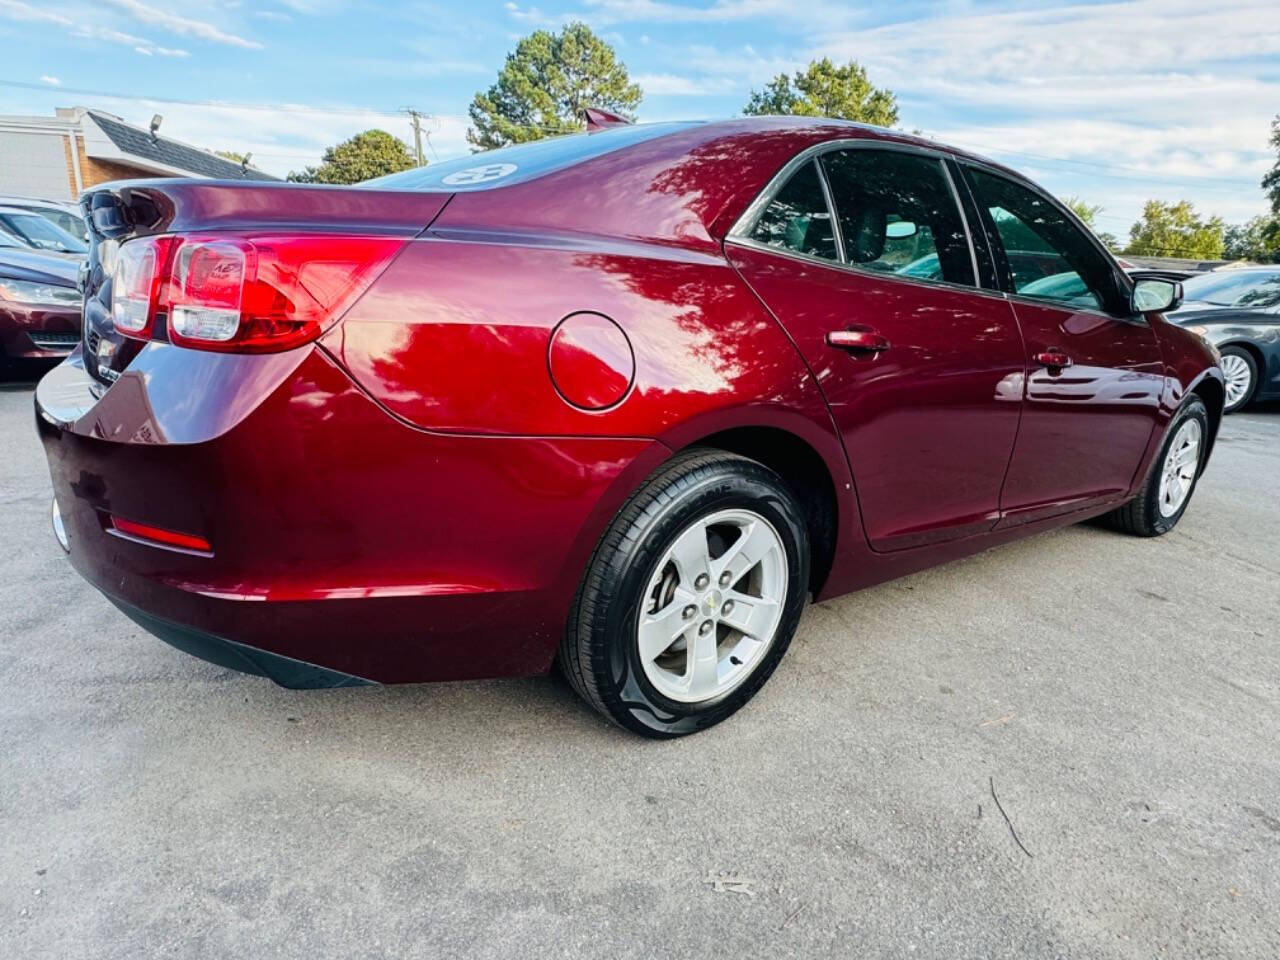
[1, 371, 1278, 960]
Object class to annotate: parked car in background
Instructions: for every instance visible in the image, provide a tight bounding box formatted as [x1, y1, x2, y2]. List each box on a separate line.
[0, 195, 89, 242]
[1170, 266, 1280, 412]
[38, 118, 1221, 737]
[0, 240, 82, 366]
[0, 206, 88, 257]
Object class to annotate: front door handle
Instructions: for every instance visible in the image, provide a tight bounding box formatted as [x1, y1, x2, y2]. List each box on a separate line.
[828, 329, 890, 353]
[1035, 349, 1072, 369]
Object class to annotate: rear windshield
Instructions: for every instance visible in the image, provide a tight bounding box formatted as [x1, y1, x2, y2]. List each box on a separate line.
[362, 121, 699, 192]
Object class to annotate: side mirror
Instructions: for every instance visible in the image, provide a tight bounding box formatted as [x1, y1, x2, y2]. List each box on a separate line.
[1132, 278, 1182, 314]
[885, 220, 918, 239]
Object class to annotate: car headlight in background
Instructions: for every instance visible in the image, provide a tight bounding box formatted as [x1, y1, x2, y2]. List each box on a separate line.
[0, 278, 81, 307]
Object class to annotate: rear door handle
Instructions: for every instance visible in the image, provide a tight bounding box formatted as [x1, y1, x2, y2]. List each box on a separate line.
[828, 329, 890, 353]
[1035, 349, 1072, 369]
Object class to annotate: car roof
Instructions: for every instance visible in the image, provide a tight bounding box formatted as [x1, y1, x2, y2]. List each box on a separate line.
[0, 196, 77, 210]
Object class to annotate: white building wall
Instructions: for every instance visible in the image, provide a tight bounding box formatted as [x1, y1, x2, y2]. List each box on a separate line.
[0, 130, 72, 200]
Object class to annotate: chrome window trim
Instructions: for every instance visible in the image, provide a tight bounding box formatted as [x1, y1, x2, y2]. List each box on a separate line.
[724, 234, 1015, 307]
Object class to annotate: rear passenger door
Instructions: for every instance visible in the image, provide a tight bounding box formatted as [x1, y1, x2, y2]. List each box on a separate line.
[727, 144, 1026, 552]
[958, 165, 1165, 525]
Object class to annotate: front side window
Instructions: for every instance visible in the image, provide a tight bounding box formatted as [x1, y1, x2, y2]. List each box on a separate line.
[819, 148, 975, 287]
[747, 160, 838, 261]
[965, 167, 1120, 312]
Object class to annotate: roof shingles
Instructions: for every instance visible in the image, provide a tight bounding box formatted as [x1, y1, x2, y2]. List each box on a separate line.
[88, 111, 279, 182]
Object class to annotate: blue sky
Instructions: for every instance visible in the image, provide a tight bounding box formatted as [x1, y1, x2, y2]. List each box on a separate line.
[2, 0, 1277, 235]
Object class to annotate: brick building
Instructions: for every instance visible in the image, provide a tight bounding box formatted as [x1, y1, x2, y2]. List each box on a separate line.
[0, 106, 277, 201]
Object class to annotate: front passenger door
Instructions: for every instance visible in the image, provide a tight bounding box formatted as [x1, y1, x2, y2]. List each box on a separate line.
[959, 165, 1165, 525]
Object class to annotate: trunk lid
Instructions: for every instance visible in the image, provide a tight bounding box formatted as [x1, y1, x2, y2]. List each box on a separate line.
[80, 179, 451, 384]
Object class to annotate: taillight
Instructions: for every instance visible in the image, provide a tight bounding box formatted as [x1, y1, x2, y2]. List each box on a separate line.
[111, 237, 172, 337]
[110, 233, 406, 353]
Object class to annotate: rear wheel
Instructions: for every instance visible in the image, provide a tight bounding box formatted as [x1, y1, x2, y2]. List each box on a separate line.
[1104, 397, 1208, 537]
[558, 449, 809, 737]
[1220, 346, 1257, 414]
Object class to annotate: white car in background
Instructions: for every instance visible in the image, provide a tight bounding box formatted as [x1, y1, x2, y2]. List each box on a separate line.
[0, 195, 89, 243]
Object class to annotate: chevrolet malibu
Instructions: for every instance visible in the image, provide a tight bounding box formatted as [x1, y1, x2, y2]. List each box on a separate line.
[36, 117, 1223, 737]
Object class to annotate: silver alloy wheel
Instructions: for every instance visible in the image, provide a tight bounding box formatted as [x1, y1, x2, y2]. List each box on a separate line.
[1157, 418, 1202, 518]
[1221, 353, 1253, 409]
[637, 508, 788, 704]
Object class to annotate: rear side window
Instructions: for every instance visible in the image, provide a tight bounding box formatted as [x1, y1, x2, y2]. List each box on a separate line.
[820, 149, 975, 287]
[747, 160, 838, 261]
[964, 167, 1121, 312]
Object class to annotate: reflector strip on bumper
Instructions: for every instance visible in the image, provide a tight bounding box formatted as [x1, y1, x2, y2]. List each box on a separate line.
[106, 515, 213, 556]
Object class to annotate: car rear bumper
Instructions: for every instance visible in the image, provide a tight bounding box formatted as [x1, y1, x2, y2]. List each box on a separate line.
[1, 301, 80, 359]
[36, 344, 666, 684]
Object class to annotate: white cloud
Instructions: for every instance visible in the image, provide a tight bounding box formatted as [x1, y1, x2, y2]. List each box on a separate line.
[582, 0, 797, 24]
[504, 2, 558, 25]
[808, 0, 1279, 222]
[39, 74, 60, 86]
[621, 0, 1276, 226]
[0, 1, 195, 56]
[632, 72, 734, 96]
[103, 0, 262, 49]
[0, 0, 71, 25]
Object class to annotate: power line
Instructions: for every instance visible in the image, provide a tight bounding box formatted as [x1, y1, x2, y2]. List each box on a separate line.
[0, 78, 409, 118]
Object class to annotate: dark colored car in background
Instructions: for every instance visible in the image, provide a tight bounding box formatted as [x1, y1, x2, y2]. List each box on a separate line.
[36, 118, 1222, 737]
[0, 235, 82, 365]
[1169, 267, 1280, 412]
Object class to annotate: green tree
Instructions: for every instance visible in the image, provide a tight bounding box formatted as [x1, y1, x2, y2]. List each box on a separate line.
[1263, 115, 1280, 215]
[1059, 195, 1118, 249]
[467, 22, 642, 150]
[215, 150, 247, 164]
[1125, 200, 1225, 259]
[287, 130, 416, 185]
[1061, 196, 1102, 229]
[744, 58, 898, 127]
[1223, 214, 1280, 263]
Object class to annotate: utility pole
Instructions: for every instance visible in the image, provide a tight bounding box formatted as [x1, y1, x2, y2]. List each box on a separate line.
[402, 108, 427, 166]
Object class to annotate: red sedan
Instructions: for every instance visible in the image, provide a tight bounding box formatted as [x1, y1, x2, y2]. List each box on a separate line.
[37, 118, 1222, 737]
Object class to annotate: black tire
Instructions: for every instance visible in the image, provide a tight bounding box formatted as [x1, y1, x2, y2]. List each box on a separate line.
[558, 448, 810, 738]
[1104, 397, 1209, 537]
[1220, 346, 1258, 414]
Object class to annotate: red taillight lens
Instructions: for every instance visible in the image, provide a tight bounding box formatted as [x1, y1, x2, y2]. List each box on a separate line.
[108, 515, 213, 555]
[109, 233, 406, 353]
[111, 237, 173, 337]
[165, 234, 406, 353]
